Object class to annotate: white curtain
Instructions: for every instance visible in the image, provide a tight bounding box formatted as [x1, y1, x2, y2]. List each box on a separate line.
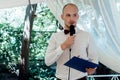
[46, 0, 120, 73]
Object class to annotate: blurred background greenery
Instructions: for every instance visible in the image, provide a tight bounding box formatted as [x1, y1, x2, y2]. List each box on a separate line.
[0, 2, 57, 80]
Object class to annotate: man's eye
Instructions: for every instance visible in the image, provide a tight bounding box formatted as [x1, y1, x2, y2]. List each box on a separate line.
[74, 14, 77, 17]
[66, 14, 70, 17]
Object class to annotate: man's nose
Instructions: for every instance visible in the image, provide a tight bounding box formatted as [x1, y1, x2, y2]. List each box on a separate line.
[70, 18, 75, 24]
[70, 16, 74, 20]
[70, 16, 75, 21]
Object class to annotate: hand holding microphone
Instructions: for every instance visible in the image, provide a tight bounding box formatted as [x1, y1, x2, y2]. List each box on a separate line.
[61, 25, 76, 50]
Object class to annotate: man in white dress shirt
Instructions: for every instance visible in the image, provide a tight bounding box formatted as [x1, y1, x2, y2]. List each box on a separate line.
[45, 3, 98, 80]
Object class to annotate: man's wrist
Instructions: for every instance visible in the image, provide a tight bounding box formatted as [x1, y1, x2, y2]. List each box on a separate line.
[61, 43, 67, 50]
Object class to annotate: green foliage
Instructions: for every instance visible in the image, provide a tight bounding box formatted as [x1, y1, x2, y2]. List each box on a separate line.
[0, 23, 22, 66]
[0, 23, 23, 79]
[0, 2, 58, 80]
[34, 3, 58, 31]
[29, 31, 56, 80]
[0, 23, 56, 80]
[27, 3, 58, 79]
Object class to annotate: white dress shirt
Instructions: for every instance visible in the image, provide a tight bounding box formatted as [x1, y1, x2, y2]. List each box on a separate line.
[45, 29, 98, 80]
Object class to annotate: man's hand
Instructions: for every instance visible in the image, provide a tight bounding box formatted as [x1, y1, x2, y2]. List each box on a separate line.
[61, 35, 75, 50]
[86, 68, 96, 75]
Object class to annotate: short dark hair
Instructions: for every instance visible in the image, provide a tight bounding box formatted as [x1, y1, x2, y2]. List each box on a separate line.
[62, 3, 78, 13]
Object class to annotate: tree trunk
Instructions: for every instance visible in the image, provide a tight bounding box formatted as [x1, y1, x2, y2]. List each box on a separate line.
[19, 4, 37, 80]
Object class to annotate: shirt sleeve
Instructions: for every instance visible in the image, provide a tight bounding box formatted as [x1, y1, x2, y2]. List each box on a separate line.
[87, 34, 99, 64]
[45, 33, 64, 66]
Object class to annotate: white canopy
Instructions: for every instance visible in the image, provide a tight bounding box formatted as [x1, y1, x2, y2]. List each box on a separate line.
[0, 0, 42, 9]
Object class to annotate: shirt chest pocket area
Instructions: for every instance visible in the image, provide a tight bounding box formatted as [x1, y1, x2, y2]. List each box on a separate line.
[72, 39, 88, 55]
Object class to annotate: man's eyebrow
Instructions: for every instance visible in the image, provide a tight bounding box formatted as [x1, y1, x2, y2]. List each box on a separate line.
[65, 13, 78, 15]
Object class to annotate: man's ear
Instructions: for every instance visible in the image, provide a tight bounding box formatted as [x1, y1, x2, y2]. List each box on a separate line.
[61, 14, 64, 20]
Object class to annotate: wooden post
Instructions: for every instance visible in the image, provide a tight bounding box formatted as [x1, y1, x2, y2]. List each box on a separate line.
[19, 4, 37, 80]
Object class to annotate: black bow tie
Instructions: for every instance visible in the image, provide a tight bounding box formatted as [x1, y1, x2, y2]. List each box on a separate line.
[64, 30, 70, 35]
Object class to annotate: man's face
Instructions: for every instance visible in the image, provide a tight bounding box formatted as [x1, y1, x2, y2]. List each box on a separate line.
[61, 5, 79, 30]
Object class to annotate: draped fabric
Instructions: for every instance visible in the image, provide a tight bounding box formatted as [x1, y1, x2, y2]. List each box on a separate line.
[45, 0, 120, 73]
[0, 0, 43, 9]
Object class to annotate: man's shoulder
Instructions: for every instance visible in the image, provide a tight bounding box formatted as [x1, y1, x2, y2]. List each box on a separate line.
[51, 30, 64, 37]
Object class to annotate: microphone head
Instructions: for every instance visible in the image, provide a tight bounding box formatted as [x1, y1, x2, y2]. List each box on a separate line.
[70, 25, 75, 36]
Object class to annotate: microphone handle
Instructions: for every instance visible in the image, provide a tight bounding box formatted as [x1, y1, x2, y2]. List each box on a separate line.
[68, 48, 71, 80]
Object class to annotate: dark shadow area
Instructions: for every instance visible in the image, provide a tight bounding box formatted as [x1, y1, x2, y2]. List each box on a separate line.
[0, 64, 18, 80]
[95, 63, 120, 80]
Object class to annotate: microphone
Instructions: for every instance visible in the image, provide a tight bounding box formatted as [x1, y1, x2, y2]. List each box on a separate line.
[70, 25, 75, 36]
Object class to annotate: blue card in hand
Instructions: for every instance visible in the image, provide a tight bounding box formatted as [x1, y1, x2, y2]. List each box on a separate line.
[64, 56, 99, 72]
